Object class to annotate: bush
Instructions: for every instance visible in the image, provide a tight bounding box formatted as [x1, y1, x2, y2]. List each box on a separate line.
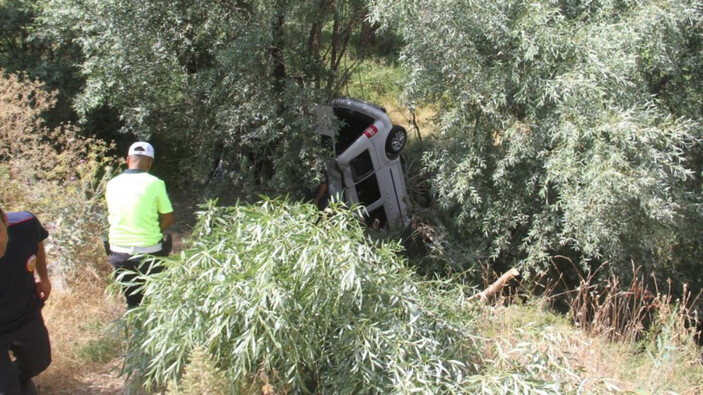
[120, 199, 484, 393]
[371, 0, 703, 293]
[0, 71, 118, 285]
[168, 346, 228, 395]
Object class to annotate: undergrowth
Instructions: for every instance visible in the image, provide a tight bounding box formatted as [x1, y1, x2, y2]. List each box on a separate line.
[476, 264, 703, 394]
[568, 264, 701, 344]
[479, 295, 703, 394]
[115, 199, 703, 394]
[343, 58, 403, 106]
[0, 70, 118, 287]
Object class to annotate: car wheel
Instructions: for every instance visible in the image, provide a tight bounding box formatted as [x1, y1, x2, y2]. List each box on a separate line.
[386, 125, 407, 158]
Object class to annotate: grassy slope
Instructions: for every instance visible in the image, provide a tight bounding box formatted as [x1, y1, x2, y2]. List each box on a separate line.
[34, 277, 125, 394]
[34, 278, 703, 393]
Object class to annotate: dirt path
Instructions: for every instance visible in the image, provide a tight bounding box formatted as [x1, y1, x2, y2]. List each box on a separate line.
[34, 280, 127, 394]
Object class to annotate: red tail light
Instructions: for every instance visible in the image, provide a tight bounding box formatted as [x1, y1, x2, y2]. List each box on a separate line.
[363, 124, 379, 138]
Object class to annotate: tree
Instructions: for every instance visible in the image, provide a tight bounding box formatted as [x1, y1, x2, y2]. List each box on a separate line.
[369, 0, 703, 286]
[0, 0, 85, 127]
[37, 0, 372, 193]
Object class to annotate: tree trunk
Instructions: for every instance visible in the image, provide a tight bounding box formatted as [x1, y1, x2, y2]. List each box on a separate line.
[271, 0, 287, 115]
[472, 269, 520, 303]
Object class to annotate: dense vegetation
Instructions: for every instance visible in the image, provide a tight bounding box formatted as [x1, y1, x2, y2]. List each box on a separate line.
[0, 72, 116, 284]
[8, 0, 698, 286]
[370, 0, 703, 283]
[119, 200, 701, 393]
[2, 0, 703, 392]
[34, 0, 385, 191]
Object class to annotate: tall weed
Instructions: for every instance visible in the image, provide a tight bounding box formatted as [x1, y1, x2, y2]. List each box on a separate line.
[474, 296, 703, 394]
[0, 71, 118, 286]
[569, 265, 701, 344]
[168, 346, 228, 395]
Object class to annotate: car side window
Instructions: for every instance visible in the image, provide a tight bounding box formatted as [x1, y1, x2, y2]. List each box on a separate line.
[349, 150, 374, 182]
[355, 173, 382, 207]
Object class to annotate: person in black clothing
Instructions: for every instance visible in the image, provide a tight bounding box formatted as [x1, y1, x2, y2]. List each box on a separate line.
[0, 207, 52, 395]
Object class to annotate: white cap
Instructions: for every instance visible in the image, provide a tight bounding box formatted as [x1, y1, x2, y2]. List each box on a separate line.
[127, 142, 155, 159]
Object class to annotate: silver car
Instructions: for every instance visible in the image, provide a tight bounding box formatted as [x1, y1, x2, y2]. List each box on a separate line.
[316, 98, 411, 230]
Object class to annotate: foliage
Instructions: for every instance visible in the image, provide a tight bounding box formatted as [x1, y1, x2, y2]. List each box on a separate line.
[343, 58, 403, 105]
[120, 199, 483, 393]
[35, 0, 382, 194]
[369, 0, 703, 284]
[0, 70, 118, 284]
[167, 346, 228, 395]
[0, 0, 86, 128]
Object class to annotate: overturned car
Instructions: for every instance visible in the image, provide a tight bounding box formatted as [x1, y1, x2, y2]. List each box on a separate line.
[315, 98, 411, 230]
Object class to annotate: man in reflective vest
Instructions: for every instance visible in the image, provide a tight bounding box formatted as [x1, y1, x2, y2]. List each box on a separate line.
[106, 142, 174, 308]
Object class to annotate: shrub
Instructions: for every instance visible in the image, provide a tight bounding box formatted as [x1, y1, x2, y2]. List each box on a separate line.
[168, 346, 228, 395]
[371, 0, 703, 290]
[120, 199, 484, 393]
[0, 71, 118, 285]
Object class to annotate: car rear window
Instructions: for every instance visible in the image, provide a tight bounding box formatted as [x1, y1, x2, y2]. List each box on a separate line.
[333, 108, 374, 153]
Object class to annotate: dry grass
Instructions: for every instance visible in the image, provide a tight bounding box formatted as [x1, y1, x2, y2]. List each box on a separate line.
[478, 300, 703, 394]
[474, 262, 703, 394]
[567, 320, 703, 394]
[34, 271, 126, 395]
[29, 218, 195, 394]
[1, 70, 126, 393]
[381, 98, 438, 142]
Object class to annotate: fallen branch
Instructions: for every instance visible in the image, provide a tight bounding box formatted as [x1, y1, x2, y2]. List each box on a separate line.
[471, 268, 520, 303]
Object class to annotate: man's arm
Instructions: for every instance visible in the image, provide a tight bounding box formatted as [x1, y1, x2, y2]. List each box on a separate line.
[155, 180, 174, 232]
[159, 212, 174, 232]
[313, 182, 328, 205]
[35, 241, 51, 301]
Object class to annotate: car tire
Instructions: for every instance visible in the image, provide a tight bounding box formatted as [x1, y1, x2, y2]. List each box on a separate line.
[386, 125, 407, 159]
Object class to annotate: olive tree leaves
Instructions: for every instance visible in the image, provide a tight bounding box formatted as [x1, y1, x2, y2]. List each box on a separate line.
[370, 0, 703, 279]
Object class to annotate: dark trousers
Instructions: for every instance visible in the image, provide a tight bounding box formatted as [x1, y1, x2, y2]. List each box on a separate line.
[109, 250, 168, 309]
[0, 314, 51, 395]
